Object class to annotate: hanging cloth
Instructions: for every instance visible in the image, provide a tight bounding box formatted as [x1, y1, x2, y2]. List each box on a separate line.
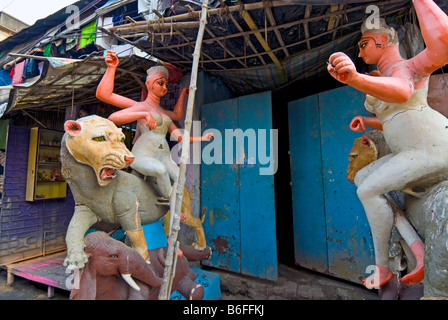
[23, 58, 40, 79]
[79, 20, 97, 48]
[43, 43, 52, 57]
[66, 35, 78, 51]
[11, 61, 25, 85]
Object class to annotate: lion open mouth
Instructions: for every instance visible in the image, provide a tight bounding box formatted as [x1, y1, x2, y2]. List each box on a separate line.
[100, 167, 117, 182]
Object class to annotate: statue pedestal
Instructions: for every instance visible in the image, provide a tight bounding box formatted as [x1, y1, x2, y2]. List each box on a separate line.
[142, 220, 221, 300]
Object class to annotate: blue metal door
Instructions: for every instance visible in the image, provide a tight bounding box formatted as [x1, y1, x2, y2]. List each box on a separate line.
[201, 91, 277, 280]
[288, 85, 375, 284]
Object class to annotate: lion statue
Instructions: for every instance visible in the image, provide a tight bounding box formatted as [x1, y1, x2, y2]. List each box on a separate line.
[61, 115, 207, 269]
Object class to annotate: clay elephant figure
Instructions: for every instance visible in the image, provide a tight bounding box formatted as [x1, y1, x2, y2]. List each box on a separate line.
[70, 231, 212, 300]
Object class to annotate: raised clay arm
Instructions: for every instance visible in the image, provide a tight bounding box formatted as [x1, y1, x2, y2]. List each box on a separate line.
[411, 0, 448, 75]
[96, 50, 136, 109]
[328, 52, 414, 103]
[164, 88, 189, 121]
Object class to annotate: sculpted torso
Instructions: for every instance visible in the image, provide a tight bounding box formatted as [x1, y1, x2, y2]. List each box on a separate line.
[131, 116, 173, 163]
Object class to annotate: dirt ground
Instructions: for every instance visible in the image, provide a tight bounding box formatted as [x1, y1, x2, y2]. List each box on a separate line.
[0, 263, 380, 300]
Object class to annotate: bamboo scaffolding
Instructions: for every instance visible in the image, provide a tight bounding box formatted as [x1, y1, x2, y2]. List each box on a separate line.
[157, 0, 209, 300]
[118, 0, 407, 69]
[108, 0, 294, 32]
[109, 0, 405, 40]
[153, 5, 408, 68]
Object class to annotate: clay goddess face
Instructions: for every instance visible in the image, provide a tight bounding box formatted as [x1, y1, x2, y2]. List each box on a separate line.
[358, 32, 388, 64]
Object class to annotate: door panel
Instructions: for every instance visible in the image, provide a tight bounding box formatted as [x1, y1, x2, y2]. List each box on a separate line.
[238, 92, 277, 280]
[201, 91, 277, 280]
[201, 98, 241, 273]
[288, 95, 328, 273]
[288, 86, 375, 283]
[319, 86, 375, 281]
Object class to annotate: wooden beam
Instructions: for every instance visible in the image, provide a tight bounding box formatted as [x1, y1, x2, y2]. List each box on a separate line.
[264, 4, 289, 57]
[185, 5, 246, 68]
[303, 5, 312, 50]
[158, 0, 210, 301]
[241, 9, 283, 68]
[176, 29, 227, 70]
[327, 4, 340, 31]
[113, 21, 201, 35]
[225, 2, 266, 65]
[140, 1, 408, 59]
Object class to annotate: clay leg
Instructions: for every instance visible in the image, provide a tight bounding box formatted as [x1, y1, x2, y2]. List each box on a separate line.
[356, 152, 417, 289]
[358, 155, 425, 286]
[180, 189, 207, 250]
[394, 209, 424, 285]
[64, 205, 98, 268]
[113, 194, 150, 263]
[126, 229, 150, 262]
[130, 156, 172, 198]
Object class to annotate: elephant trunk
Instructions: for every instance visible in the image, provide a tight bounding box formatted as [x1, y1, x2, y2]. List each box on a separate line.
[119, 245, 162, 289]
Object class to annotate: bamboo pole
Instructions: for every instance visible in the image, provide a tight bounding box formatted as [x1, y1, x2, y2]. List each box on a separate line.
[158, 0, 209, 300]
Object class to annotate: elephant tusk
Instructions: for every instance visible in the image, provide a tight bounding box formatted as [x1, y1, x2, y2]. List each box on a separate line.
[121, 274, 141, 291]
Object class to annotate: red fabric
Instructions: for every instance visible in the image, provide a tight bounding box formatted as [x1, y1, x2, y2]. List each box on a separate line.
[11, 61, 25, 85]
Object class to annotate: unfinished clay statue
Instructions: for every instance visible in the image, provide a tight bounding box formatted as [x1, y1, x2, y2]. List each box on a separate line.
[61, 116, 208, 269]
[347, 132, 448, 298]
[96, 50, 212, 228]
[70, 231, 212, 300]
[328, 0, 448, 289]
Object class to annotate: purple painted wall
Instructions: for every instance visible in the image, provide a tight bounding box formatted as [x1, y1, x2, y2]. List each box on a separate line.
[0, 126, 75, 264]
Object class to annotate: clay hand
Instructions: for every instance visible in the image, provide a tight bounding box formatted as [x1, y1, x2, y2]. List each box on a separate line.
[105, 50, 119, 68]
[327, 52, 357, 84]
[202, 132, 214, 141]
[350, 116, 366, 132]
[145, 114, 157, 130]
[182, 87, 190, 95]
